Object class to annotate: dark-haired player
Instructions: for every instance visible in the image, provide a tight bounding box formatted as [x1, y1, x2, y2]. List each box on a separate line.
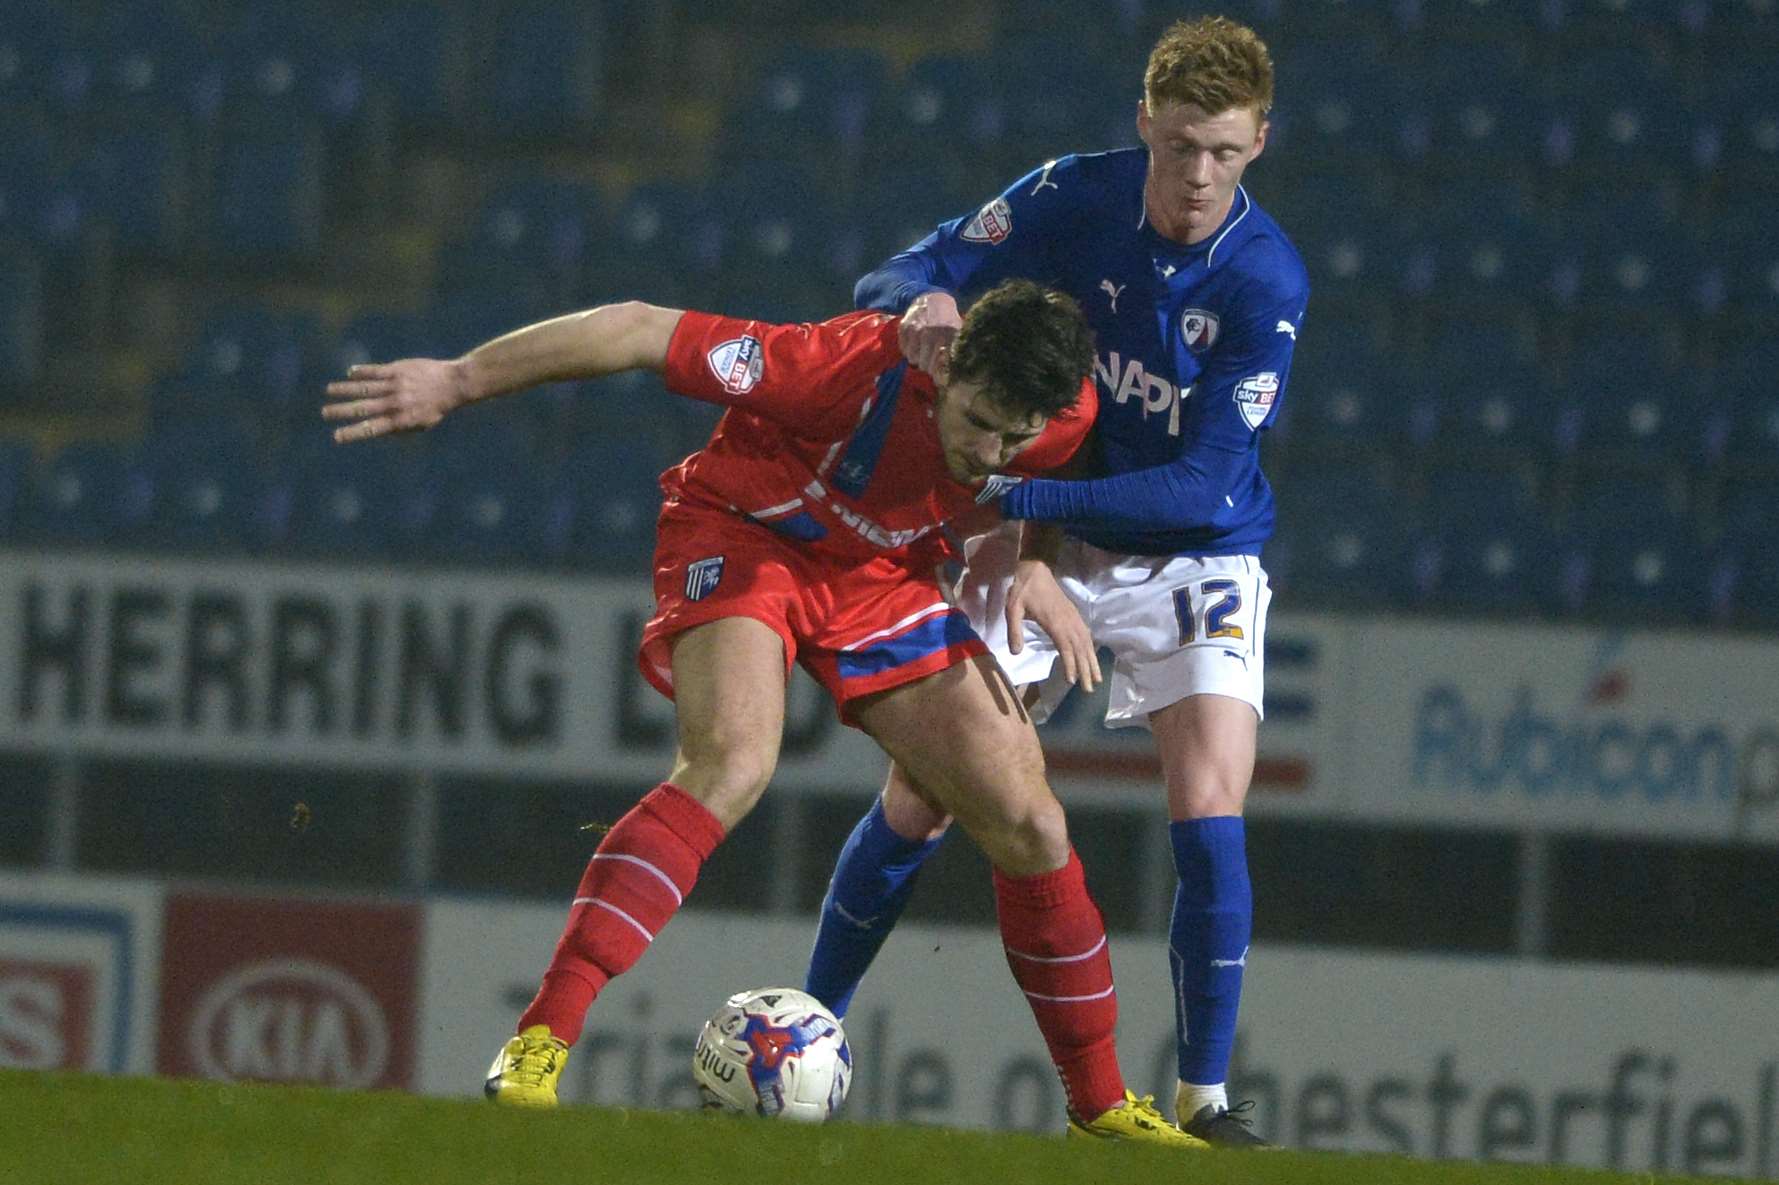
[323, 279, 1206, 1147]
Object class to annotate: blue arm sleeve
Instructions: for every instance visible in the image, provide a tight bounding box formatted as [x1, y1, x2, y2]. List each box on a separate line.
[1003, 275, 1308, 532]
[853, 158, 1077, 313]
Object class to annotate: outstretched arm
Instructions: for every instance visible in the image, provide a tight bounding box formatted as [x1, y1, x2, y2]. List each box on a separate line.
[322, 301, 684, 443]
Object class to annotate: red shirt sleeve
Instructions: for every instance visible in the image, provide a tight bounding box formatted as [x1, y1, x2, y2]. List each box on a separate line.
[661, 309, 898, 429]
[1007, 376, 1098, 475]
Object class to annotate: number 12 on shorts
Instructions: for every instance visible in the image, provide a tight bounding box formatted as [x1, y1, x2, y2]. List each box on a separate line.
[1173, 578, 1245, 646]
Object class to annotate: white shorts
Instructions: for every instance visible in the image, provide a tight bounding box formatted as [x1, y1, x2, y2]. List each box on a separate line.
[953, 525, 1271, 730]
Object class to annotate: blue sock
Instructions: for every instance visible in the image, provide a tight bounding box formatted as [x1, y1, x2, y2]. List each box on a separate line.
[1168, 815, 1252, 1087]
[804, 798, 943, 1019]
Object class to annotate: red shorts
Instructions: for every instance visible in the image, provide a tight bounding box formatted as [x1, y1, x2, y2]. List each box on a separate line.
[639, 504, 986, 724]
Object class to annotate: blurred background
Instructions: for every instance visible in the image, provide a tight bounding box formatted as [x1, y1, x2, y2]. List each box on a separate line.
[2, 0, 1777, 1163]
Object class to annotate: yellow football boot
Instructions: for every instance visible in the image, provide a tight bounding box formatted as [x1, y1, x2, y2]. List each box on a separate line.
[1067, 1090, 1212, 1148]
[484, 1025, 569, 1107]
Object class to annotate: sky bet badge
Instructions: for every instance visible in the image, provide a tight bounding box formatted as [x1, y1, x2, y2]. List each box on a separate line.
[1233, 372, 1279, 430]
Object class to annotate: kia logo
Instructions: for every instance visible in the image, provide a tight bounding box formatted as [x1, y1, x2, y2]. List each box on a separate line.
[189, 959, 390, 1087]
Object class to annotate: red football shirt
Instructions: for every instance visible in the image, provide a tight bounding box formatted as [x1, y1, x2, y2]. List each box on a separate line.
[658, 309, 1096, 566]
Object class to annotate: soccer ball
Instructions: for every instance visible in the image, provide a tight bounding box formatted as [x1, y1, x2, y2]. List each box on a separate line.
[691, 987, 852, 1122]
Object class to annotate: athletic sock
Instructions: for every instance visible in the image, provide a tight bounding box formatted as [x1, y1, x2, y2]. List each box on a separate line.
[519, 783, 726, 1044]
[1178, 1080, 1230, 1118]
[993, 849, 1125, 1121]
[1169, 815, 1252, 1087]
[804, 797, 944, 1018]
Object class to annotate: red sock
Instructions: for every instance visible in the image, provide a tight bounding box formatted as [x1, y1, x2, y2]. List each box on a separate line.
[519, 783, 726, 1044]
[993, 848, 1126, 1120]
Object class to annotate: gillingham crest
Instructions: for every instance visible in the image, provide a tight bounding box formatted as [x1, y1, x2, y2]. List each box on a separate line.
[1180, 308, 1220, 353]
[707, 336, 764, 396]
[685, 556, 725, 601]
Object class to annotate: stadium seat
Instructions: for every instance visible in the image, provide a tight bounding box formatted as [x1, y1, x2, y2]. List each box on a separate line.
[1414, 179, 1548, 316]
[585, 180, 722, 306]
[277, 433, 429, 558]
[331, 311, 430, 377]
[217, 2, 369, 131]
[208, 121, 326, 263]
[0, 0, 82, 111]
[22, 441, 151, 545]
[1560, 476, 1694, 617]
[1717, 343, 1779, 469]
[1427, 322, 1549, 459]
[878, 54, 1006, 166]
[728, 46, 890, 164]
[556, 434, 671, 572]
[1268, 37, 1401, 172]
[993, 35, 1131, 164]
[1269, 465, 1417, 606]
[1559, 331, 1696, 463]
[0, 437, 30, 540]
[358, 4, 454, 126]
[75, 121, 189, 257]
[1280, 322, 1403, 450]
[1415, 469, 1560, 614]
[480, 2, 604, 138]
[442, 177, 606, 308]
[90, 0, 223, 125]
[1399, 41, 1548, 177]
[136, 424, 268, 552]
[424, 288, 549, 361]
[180, 305, 323, 420]
[0, 250, 43, 392]
[1716, 483, 1779, 622]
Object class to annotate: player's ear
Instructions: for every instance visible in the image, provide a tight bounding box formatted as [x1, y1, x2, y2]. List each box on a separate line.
[1250, 115, 1269, 162]
[1136, 99, 1152, 145]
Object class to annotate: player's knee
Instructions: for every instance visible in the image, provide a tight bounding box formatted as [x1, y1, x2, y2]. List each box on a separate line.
[991, 792, 1071, 875]
[1173, 773, 1251, 819]
[672, 734, 777, 826]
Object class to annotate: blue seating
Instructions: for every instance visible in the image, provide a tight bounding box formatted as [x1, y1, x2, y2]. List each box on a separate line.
[729, 46, 890, 162]
[1560, 477, 1693, 614]
[585, 180, 721, 305]
[1559, 332, 1695, 462]
[217, 2, 368, 130]
[76, 122, 189, 256]
[482, 2, 603, 137]
[23, 441, 151, 545]
[555, 434, 671, 572]
[277, 434, 429, 558]
[1278, 323, 1399, 449]
[993, 35, 1129, 161]
[181, 305, 321, 419]
[0, 437, 31, 540]
[1428, 323, 1550, 457]
[90, 0, 223, 125]
[1416, 470, 1558, 614]
[136, 424, 267, 552]
[1414, 179, 1547, 315]
[1718, 344, 1779, 469]
[331, 311, 431, 377]
[209, 122, 326, 262]
[443, 177, 605, 307]
[358, 4, 453, 126]
[0, 250, 43, 390]
[0, 0, 81, 111]
[881, 54, 1005, 161]
[424, 288, 548, 360]
[1270, 465, 1416, 604]
[1269, 37, 1401, 171]
[1398, 41, 1547, 176]
[1716, 484, 1779, 622]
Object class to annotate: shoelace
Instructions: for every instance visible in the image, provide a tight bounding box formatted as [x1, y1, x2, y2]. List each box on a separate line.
[508, 1040, 562, 1085]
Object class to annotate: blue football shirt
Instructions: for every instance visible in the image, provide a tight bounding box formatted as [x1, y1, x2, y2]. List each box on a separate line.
[855, 147, 1309, 558]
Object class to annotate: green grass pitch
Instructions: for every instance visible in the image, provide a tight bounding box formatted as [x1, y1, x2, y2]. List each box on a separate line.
[7, 1070, 1727, 1185]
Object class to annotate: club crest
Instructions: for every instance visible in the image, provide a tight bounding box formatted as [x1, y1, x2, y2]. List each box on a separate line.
[1180, 308, 1220, 353]
[684, 556, 725, 601]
